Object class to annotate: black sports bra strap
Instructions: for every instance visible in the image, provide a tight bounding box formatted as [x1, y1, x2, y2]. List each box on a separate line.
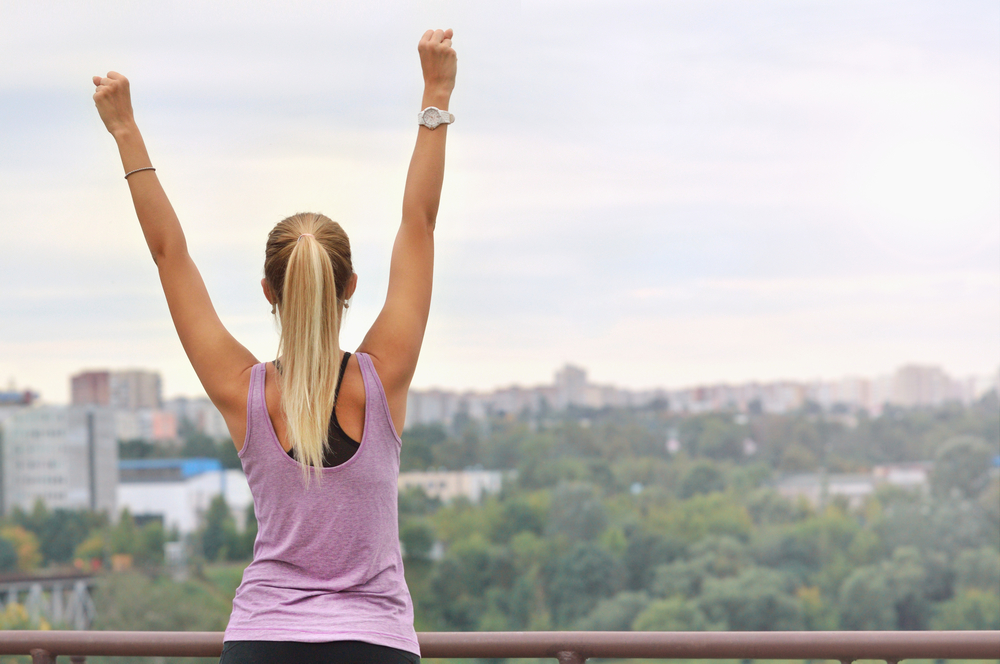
[333, 352, 351, 405]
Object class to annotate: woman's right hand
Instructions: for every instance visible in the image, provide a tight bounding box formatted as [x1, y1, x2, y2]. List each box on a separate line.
[92, 71, 137, 137]
[418, 29, 457, 97]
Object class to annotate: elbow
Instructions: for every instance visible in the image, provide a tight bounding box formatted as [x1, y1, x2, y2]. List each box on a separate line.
[149, 236, 188, 266]
[402, 208, 438, 233]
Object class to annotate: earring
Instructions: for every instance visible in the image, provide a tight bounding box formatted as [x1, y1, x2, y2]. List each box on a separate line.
[271, 304, 276, 315]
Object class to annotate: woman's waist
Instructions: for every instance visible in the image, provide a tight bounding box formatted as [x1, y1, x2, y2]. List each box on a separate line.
[238, 552, 406, 596]
[230, 576, 415, 629]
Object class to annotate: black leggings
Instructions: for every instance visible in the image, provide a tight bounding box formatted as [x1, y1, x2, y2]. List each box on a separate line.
[219, 640, 420, 664]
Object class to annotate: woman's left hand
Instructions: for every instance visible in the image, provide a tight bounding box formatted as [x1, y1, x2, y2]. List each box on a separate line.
[92, 71, 136, 136]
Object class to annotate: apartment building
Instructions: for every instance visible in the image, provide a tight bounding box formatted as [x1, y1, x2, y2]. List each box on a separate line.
[0, 405, 117, 514]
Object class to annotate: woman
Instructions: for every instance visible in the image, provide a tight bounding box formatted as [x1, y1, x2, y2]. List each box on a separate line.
[92, 28, 457, 664]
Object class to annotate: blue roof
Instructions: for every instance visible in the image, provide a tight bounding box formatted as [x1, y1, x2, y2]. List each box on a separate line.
[0, 391, 35, 405]
[118, 457, 222, 478]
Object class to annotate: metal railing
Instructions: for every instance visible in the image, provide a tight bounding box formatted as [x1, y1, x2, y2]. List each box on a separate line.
[0, 630, 997, 663]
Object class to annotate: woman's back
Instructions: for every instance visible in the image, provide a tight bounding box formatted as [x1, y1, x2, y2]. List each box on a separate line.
[225, 354, 419, 655]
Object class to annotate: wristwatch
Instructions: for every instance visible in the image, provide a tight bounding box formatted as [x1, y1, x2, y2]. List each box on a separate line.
[418, 107, 455, 130]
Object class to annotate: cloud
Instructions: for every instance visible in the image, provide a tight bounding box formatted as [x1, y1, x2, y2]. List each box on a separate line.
[1, 0, 997, 402]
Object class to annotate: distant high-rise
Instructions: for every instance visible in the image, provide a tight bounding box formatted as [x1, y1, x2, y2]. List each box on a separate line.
[71, 370, 162, 410]
[71, 371, 111, 407]
[0, 405, 117, 514]
[554, 364, 587, 408]
[891, 364, 952, 407]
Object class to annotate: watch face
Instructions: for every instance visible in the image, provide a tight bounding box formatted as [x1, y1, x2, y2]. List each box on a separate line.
[422, 108, 441, 129]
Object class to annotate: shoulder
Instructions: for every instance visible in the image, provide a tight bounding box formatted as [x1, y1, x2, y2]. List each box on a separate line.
[220, 362, 260, 451]
[355, 351, 408, 435]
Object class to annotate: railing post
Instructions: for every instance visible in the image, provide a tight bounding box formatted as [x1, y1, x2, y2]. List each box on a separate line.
[557, 651, 586, 664]
[30, 648, 55, 664]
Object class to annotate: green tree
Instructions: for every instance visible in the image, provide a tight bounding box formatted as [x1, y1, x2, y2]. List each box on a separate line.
[678, 460, 726, 499]
[118, 438, 158, 459]
[546, 542, 625, 627]
[653, 492, 752, 544]
[401, 423, 447, 471]
[0, 537, 18, 572]
[38, 509, 96, 564]
[182, 430, 219, 459]
[839, 565, 895, 629]
[651, 558, 709, 599]
[886, 546, 931, 630]
[200, 495, 237, 562]
[698, 568, 803, 630]
[135, 520, 166, 566]
[238, 502, 259, 560]
[954, 546, 1000, 594]
[216, 439, 242, 469]
[399, 485, 442, 517]
[623, 527, 685, 590]
[633, 596, 713, 631]
[932, 590, 1000, 630]
[545, 483, 606, 542]
[109, 509, 139, 556]
[429, 535, 510, 630]
[574, 591, 651, 631]
[489, 496, 546, 543]
[689, 535, 750, 578]
[696, 416, 745, 461]
[931, 436, 993, 500]
[400, 519, 435, 561]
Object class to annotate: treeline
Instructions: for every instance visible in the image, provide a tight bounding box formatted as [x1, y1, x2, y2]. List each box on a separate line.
[393, 395, 999, 633]
[0, 497, 252, 574]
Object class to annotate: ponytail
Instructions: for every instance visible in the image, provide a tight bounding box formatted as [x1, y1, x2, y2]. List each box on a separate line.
[264, 213, 353, 481]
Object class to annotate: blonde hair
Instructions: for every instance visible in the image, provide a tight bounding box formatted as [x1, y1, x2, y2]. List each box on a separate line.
[264, 213, 353, 478]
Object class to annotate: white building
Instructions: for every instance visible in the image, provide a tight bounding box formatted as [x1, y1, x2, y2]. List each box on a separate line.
[775, 473, 876, 509]
[398, 469, 504, 503]
[116, 459, 252, 533]
[775, 464, 931, 509]
[0, 405, 117, 514]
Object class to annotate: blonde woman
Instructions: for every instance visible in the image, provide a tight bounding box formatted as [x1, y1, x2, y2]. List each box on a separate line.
[92, 28, 457, 664]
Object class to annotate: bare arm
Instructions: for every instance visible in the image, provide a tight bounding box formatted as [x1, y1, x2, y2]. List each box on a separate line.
[92, 73, 256, 433]
[359, 30, 457, 429]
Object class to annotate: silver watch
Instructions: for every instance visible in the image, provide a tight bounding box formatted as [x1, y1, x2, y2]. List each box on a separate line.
[418, 107, 455, 130]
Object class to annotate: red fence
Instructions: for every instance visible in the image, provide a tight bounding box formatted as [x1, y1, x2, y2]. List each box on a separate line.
[1, 630, 997, 663]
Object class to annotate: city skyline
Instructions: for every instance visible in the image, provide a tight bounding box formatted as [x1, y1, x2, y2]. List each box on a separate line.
[4, 358, 995, 409]
[2, 1, 998, 404]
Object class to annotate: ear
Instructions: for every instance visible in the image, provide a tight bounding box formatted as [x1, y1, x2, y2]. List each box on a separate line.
[261, 278, 275, 305]
[345, 273, 358, 301]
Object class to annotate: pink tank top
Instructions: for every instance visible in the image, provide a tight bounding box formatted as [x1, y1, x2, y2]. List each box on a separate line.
[224, 353, 419, 655]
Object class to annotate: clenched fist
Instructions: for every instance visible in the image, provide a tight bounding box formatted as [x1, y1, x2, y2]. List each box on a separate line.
[418, 29, 457, 96]
[92, 71, 136, 136]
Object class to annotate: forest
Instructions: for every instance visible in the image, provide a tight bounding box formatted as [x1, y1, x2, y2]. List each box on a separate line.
[0, 395, 997, 664]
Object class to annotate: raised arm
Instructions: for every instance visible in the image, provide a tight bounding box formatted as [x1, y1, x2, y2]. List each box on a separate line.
[92, 73, 256, 431]
[359, 29, 457, 426]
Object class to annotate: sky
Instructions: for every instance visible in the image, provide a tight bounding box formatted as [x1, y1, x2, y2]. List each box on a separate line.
[0, 0, 998, 403]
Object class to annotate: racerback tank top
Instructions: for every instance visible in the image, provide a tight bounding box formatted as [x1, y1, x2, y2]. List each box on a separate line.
[223, 353, 419, 655]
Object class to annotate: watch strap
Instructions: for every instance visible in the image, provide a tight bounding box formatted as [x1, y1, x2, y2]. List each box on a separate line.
[418, 107, 455, 127]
